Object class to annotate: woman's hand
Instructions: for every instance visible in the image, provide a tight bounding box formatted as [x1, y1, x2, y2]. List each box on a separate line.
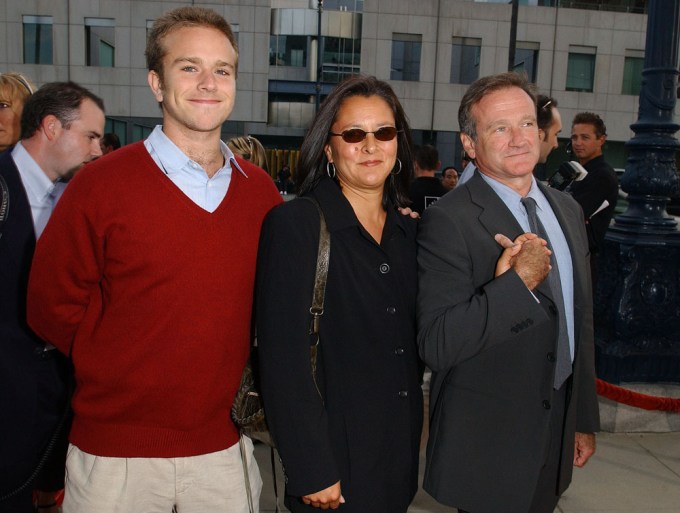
[302, 481, 345, 509]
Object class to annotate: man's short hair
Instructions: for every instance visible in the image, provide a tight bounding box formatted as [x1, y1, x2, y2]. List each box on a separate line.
[146, 6, 239, 80]
[20, 81, 105, 140]
[101, 132, 121, 150]
[572, 112, 607, 138]
[415, 144, 439, 171]
[537, 94, 558, 132]
[459, 72, 537, 141]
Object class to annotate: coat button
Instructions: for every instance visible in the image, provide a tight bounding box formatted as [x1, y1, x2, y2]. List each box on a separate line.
[379, 263, 390, 274]
[386, 306, 397, 314]
[395, 347, 405, 355]
[398, 390, 409, 398]
[542, 400, 551, 410]
[547, 352, 556, 362]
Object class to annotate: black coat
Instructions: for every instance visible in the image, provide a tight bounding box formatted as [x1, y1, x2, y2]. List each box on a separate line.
[417, 172, 600, 513]
[256, 176, 423, 513]
[0, 150, 70, 509]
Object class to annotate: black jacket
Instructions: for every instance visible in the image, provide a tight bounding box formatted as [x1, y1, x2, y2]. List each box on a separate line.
[0, 150, 70, 504]
[256, 176, 423, 512]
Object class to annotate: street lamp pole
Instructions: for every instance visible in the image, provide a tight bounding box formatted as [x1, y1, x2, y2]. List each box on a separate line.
[594, 0, 680, 383]
[315, 0, 323, 113]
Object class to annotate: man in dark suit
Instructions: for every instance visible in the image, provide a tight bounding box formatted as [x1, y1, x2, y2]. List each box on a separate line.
[417, 72, 599, 513]
[0, 82, 104, 513]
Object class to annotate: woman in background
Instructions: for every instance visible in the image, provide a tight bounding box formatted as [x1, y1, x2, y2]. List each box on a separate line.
[0, 72, 35, 153]
[227, 135, 269, 175]
[256, 75, 423, 512]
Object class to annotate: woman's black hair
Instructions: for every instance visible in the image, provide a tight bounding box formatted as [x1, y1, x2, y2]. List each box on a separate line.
[295, 75, 414, 209]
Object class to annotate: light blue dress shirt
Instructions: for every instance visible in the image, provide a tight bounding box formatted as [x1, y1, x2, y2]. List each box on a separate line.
[144, 126, 247, 213]
[480, 173, 575, 361]
[11, 142, 62, 239]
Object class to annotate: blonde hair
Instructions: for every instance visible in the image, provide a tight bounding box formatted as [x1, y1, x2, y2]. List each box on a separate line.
[0, 72, 35, 105]
[227, 135, 269, 174]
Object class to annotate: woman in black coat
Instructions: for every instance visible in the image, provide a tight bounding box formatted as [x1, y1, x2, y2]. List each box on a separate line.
[256, 75, 423, 512]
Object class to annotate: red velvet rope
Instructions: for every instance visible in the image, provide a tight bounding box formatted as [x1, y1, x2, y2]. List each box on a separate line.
[596, 378, 680, 413]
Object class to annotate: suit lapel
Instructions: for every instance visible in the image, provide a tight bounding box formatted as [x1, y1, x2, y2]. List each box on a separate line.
[466, 173, 554, 301]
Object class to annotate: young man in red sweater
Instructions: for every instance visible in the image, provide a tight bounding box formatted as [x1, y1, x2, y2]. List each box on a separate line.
[27, 6, 281, 512]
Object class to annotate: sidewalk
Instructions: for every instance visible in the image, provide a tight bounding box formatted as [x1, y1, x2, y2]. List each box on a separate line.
[255, 431, 680, 512]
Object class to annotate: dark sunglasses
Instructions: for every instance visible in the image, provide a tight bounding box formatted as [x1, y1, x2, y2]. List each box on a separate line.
[329, 126, 400, 143]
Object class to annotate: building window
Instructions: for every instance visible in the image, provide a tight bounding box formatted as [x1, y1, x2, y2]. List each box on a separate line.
[132, 124, 153, 143]
[450, 37, 481, 85]
[391, 33, 422, 82]
[23, 15, 53, 64]
[566, 46, 596, 92]
[105, 118, 127, 146]
[85, 18, 115, 67]
[622, 52, 644, 96]
[270, 35, 308, 67]
[513, 42, 539, 83]
[322, 37, 361, 83]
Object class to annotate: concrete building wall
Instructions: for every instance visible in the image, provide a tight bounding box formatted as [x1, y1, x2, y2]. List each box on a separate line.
[1, 0, 675, 155]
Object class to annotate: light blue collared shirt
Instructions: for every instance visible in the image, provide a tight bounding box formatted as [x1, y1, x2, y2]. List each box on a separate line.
[480, 173, 575, 361]
[144, 126, 247, 212]
[11, 142, 63, 239]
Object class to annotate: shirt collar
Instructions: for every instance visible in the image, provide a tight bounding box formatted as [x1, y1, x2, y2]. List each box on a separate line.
[11, 141, 57, 203]
[146, 125, 247, 178]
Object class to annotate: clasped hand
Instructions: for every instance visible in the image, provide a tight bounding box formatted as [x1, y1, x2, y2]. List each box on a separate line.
[494, 232, 551, 290]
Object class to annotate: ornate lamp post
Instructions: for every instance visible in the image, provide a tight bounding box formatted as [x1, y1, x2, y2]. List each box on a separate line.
[594, 0, 680, 383]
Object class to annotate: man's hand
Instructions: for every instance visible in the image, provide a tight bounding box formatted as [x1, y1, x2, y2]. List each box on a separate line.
[495, 233, 551, 291]
[302, 481, 345, 509]
[574, 432, 596, 467]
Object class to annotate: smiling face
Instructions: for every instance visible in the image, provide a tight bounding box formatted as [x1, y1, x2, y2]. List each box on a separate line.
[148, 25, 237, 141]
[324, 95, 398, 197]
[571, 122, 605, 165]
[0, 86, 25, 152]
[442, 168, 459, 190]
[461, 86, 540, 195]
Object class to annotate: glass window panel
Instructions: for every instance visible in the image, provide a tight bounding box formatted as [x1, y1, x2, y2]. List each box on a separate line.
[322, 36, 361, 83]
[391, 34, 421, 82]
[566, 53, 595, 92]
[451, 38, 481, 84]
[23, 20, 53, 65]
[622, 56, 644, 96]
[86, 24, 115, 67]
[269, 35, 307, 67]
[513, 47, 538, 82]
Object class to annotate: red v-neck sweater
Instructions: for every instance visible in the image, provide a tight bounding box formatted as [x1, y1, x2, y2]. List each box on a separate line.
[28, 142, 282, 457]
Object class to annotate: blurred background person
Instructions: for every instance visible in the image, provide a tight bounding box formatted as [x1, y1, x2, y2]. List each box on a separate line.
[227, 134, 269, 174]
[256, 75, 423, 512]
[409, 143, 447, 214]
[0, 81, 104, 513]
[441, 165, 459, 190]
[536, 95, 562, 165]
[277, 163, 292, 194]
[0, 72, 35, 153]
[99, 132, 121, 155]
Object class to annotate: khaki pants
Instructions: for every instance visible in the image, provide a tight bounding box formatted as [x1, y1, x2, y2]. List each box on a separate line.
[63, 438, 262, 513]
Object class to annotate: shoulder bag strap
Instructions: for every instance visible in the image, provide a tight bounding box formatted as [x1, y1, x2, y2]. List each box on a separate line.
[298, 196, 330, 401]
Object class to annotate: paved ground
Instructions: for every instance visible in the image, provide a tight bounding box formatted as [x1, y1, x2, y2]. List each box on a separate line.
[255, 430, 680, 512]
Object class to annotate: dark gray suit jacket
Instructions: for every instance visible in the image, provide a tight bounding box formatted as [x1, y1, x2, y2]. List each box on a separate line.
[417, 172, 600, 513]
